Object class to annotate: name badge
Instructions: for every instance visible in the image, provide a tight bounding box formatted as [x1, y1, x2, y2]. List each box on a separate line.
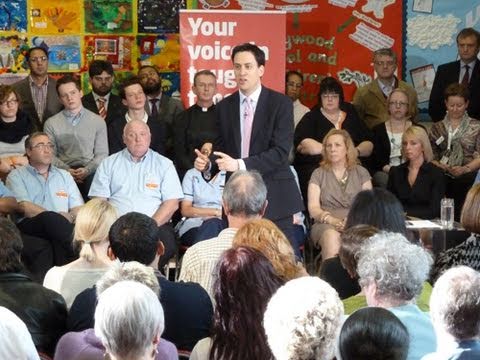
[146, 183, 159, 189]
[440, 155, 449, 165]
[56, 190, 68, 198]
[436, 136, 445, 146]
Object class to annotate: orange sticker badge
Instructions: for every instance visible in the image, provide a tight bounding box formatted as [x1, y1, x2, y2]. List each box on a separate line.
[56, 190, 68, 197]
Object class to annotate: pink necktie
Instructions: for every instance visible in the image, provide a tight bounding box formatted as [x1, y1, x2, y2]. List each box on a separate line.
[242, 97, 254, 158]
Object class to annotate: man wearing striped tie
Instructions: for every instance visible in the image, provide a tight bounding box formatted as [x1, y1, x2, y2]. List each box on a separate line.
[82, 60, 126, 125]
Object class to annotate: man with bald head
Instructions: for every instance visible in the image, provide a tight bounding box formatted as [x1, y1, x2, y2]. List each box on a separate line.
[89, 120, 183, 267]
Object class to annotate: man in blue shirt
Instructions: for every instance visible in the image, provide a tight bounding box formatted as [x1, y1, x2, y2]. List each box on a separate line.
[89, 120, 183, 268]
[7, 132, 84, 272]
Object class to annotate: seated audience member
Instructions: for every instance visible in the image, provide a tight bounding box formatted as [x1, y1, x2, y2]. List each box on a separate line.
[232, 218, 307, 281]
[371, 88, 415, 187]
[55, 264, 178, 360]
[43, 198, 117, 308]
[308, 129, 372, 260]
[12, 46, 62, 130]
[89, 120, 183, 269]
[321, 224, 378, 300]
[424, 266, 480, 360]
[428, 28, 480, 122]
[432, 184, 480, 281]
[0, 306, 40, 360]
[178, 142, 225, 246]
[353, 47, 418, 130]
[0, 179, 17, 215]
[357, 232, 436, 359]
[174, 70, 218, 179]
[97, 281, 176, 360]
[6, 132, 83, 271]
[67, 212, 213, 352]
[108, 76, 166, 155]
[294, 76, 373, 201]
[263, 277, 343, 360]
[178, 170, 267, 299]
[429, 83, 480, 220]
[0, 217, 67, 356]
[388, 126, 445, 219]
[44, 75, 108, 200]
[0, 85, 33, 179]
[339, 307, 409, 360]
[82, 59, 126, 125]
[138, 65, 184, 158]
[285, 70, 310, 128]
[190, 246, 284, 360]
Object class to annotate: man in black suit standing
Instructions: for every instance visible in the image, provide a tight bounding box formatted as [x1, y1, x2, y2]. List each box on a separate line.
[81, 60, 126, 125]
[194, 43, 303, 251]
[429, 28, 480, 122]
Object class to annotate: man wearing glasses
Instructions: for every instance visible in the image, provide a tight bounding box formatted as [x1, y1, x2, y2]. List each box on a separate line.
[285, 70, 310, 128]
[6, 132, 84, 274]
[13, 47, 62, 130]
[353, 48, 418, 129]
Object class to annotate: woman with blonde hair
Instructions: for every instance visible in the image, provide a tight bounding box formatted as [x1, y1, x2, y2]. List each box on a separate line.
[232, 218, 307, 281]
[308, 129, 372, 260]
[387, 125, 445, 219]
[43, 198, 118, 308]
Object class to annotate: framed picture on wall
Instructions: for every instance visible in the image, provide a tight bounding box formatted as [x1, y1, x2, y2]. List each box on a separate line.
[412, 0, 433, 14]
[410, 64, 435, 103]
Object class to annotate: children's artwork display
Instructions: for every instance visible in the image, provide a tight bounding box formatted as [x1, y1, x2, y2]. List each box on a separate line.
[137, 34, 180, 71]
[0, 1, 27, 32]
[0, 35, 29, 73]
[138, 0, 186, 33]
[84, 0, 133, 33]
[84, 35, 134, 71]
[31, 35, 81, 71]
[29, 0, 82, 34]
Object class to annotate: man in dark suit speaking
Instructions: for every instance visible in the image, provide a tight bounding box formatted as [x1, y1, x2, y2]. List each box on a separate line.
[194, 43, 304, 251]
[429, 28, 480, 122]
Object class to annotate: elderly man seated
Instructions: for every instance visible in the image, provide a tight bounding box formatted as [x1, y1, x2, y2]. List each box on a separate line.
[89, 120, 183, 268]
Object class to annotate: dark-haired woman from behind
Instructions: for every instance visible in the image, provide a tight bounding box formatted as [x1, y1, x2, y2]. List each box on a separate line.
[339, 307, 409, 360]
[189, 246, 284, 360]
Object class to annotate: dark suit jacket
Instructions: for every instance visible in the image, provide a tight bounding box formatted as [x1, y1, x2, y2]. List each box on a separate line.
[81, 92, 127, 125]
[13, 76, 63, 130]
[146, 94, 184, 159]
[214, 86, 304, 220]
[428, 59, 480, 122]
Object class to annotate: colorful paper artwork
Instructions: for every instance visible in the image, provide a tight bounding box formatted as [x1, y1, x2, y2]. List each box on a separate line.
[31, 36, 81, 71]
[138, 0, 186, 33]
[84, 35, 134, 71]
[0, 35, 29, 74]
[160, 71, 181, 98]
[0, 1, 27, 32]
[29, 0, 82, 34]
[137, 34, 180, 72]
[84, 0, 133, 34]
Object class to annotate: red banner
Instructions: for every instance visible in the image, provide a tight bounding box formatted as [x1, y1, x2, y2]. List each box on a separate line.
[191, 1, 403, 107]
[180, 10, 286, 107]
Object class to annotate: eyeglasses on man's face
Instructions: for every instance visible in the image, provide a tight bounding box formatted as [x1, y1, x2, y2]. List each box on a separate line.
[0, 99, 18, 106]
[31, 143, 54, 150]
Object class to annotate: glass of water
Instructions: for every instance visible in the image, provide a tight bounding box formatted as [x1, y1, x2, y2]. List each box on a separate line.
[440, 198, 454, 229]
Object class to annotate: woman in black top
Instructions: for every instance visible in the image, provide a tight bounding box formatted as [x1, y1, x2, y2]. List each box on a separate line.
[388, 126, 445, 219]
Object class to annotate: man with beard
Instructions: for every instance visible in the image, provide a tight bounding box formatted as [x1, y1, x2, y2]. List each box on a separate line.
[82, 60, 126, 125]
[138, 65, 184, 159]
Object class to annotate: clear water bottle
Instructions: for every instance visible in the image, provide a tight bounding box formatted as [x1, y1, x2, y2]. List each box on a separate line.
[440, 198, 454, 229]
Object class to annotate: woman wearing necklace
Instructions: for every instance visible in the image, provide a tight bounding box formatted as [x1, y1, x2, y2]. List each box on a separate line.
[294, 77, 373, 205]
[388, 126, 445, 219]
[371, 88, 415, 188]
[0, 85, 34, 179]
[429, 83, 480, 220]
[308, 129, 372, 261]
